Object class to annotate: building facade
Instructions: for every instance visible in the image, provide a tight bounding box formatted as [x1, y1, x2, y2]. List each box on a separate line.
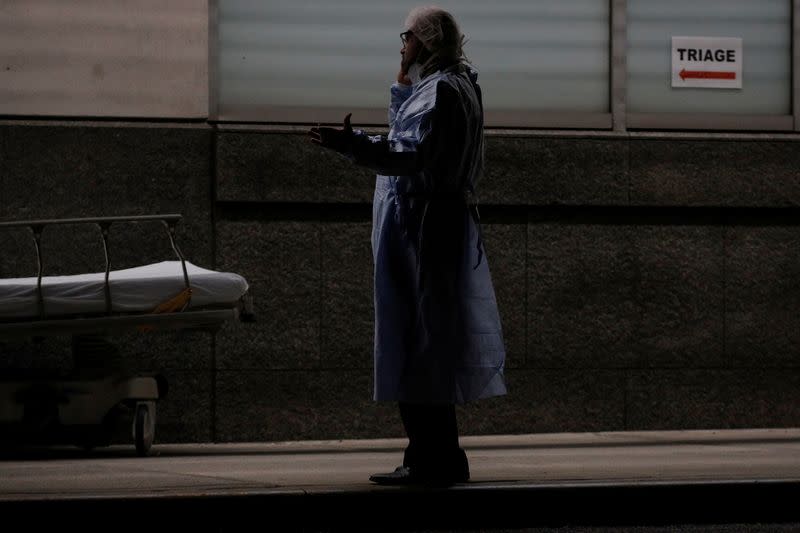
[1, 1, 799, 443]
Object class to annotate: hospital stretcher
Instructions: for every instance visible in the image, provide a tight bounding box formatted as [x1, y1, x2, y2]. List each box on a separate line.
[0, 214, 252, 455]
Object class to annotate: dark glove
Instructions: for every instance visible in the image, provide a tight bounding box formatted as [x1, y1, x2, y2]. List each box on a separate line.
[309, 113, 354, 154]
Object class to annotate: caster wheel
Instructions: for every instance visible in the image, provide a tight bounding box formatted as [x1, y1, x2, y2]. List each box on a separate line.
[133, 401, 156, 457]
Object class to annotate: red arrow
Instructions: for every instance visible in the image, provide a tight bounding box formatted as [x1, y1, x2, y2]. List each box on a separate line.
[680, 69, 736, 81]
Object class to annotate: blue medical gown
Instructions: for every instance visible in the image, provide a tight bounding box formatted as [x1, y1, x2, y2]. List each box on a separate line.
[350, 65, 507, 404]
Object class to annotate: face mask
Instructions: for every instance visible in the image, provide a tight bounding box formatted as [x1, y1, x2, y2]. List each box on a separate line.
[407, 62, 422, 84]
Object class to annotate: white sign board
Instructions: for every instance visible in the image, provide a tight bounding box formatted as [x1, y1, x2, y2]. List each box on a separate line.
[671, 36, 742, 89]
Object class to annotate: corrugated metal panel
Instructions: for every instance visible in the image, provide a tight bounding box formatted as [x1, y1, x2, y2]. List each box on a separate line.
[0, 0, 208, 119]
[215, 0, 610, 125]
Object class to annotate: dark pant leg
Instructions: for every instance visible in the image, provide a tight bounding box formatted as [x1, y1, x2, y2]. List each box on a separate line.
[399, 402, 469, 480]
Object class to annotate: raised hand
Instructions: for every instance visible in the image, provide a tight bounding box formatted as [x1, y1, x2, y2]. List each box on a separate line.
[309, 113, 354, 154]
[397, 70, 412, 86]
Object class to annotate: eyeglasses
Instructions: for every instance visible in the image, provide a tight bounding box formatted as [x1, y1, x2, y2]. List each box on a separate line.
[400, 31, 413, 45]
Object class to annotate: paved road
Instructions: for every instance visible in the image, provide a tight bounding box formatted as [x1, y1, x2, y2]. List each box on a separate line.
[2, 428, 799, 531]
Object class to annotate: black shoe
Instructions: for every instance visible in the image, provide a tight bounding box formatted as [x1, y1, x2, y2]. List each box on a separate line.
[369, 466, 415, 485]
[369, 465, 469, 487]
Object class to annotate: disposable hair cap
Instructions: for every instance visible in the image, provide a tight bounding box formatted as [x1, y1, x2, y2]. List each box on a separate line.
[404, 5, 465, 62]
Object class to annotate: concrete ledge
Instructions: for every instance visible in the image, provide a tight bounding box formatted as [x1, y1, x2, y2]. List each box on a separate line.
[2, 479, 798, 532]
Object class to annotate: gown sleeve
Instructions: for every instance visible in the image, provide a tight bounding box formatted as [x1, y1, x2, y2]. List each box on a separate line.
[349, 79, 467, 188]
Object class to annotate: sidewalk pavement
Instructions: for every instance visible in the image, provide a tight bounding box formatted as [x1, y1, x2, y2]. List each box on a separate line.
[1, 428, 799, 531]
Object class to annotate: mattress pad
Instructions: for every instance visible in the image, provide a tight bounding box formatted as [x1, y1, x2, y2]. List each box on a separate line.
[0, 261, 249, 319]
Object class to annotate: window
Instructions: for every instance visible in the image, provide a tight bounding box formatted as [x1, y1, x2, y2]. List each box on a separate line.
[627, 0, 793, 131]
[213, 0, 611, 128]
[0, 0, 207, 119]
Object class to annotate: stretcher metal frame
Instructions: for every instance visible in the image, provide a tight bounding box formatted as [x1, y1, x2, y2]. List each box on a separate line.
[0, 214, 252, 456]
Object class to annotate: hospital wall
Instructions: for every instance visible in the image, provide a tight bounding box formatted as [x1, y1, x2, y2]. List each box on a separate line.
[1, 122, 799, 444]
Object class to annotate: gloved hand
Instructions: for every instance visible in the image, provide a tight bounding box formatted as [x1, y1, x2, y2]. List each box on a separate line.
[309, 113, 354, 154]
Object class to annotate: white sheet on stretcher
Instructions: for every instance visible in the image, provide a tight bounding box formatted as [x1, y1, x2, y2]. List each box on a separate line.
[0, 261, 249, 319]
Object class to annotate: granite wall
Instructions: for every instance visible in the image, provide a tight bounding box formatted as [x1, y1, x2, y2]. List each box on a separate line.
[1, 121, 799, 445]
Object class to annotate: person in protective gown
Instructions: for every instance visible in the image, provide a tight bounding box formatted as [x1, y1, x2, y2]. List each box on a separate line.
[309, 6, 506, 486]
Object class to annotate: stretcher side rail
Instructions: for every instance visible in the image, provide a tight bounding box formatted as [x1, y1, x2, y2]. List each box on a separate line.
[0, 214, 191, 320]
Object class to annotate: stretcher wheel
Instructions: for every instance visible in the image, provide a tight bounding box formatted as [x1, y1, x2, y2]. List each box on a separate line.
[133, 401, 156, 457]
